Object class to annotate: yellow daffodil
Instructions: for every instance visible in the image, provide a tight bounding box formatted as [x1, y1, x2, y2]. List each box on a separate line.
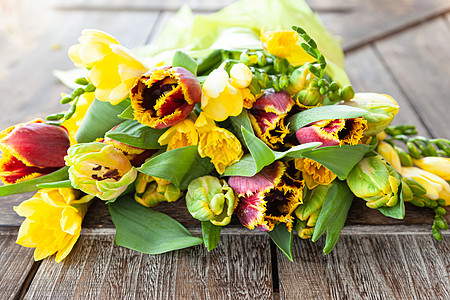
[62, 92, 95, 145]
[69, 29, 149, 105]
[377, 141, 402, 173]
[413, 157, 450, 181]
[0, 120, 70, 184]
[194, 114, 243, 174]
[14, 188, 94, 263]
[65, 142, 137, 200]
[401, 167, 450, 205]
[261, 29, 315, 66]
[201, 68, 243, 121]
[158, 116, 199, 150]
[295, 158, 336, 189]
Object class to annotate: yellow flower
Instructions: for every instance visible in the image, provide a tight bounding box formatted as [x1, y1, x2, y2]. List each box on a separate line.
[14, 188, 93, 263]
[158, 116, 199, 151]
[261, 29, 315, 66]
[62, 92, 95, 145]
[377, 141, 402, 173]
[196, 119, 243, 174]
[413, 157, 450, 181]
[134, 173, 182, 207]
[401, 167, 450, 206]
[69, 29, 148, 105]
[201, 68, 243, 121]
[295, 158, 336, 189]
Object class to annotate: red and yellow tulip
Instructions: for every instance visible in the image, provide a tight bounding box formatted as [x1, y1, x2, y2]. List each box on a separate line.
[0, 120, 70, 184]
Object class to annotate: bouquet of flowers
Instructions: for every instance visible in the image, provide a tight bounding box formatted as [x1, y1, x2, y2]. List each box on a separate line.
[1, 0, 448, 263]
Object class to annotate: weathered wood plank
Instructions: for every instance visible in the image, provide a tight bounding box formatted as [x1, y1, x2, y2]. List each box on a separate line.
[375, 18, 450, 138]
[317, 0, 450, 51]
[25, 234, 274, 299]
[0, 8, 158, 130]
[345, 46, 429, 135]
[0, 230, 37, 300]
[278, 233, 450, 300]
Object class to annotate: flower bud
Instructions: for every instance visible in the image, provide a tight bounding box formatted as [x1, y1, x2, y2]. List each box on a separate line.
[347, 155, 401, 208]
[293, 77, 326, 108]
[401, 167, 450, 206]
[230, 63, 253, 88]
[65, 142, 137, 200]
[294, 185, 330, 239]
[287, 64, 312, 95]
[413, 157, 450, 181]
[0, 120, 70, 184]
[377, 141, 402, 172]
[341, 93, 399, 136]
[186, 176, 237, 226]
[134, 173, 181, 207]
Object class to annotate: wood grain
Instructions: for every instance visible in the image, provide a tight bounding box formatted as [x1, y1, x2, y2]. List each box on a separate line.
[375, 18, 450, 138]
[25, 234, 274, 299]
[317, 0, 450, 51]
[0, 230, 37, 300]
[0, 5, 158, 130]
[345, 46, 429, 135]
[277, 233, 450, 300]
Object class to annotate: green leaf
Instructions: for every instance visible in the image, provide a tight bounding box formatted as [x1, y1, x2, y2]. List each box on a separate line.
[201, 221, 222, 251]
[172, 50, 198, 76]
[228, 110, 254, 144]
[222, 136, 321, 177]
[0, 167, 69, 197]
[105, 119, 167, 149]
[302, 144, 371, 180]
[241, 126, 276, 172]
[268, 223, 293, 261]
[109, 195, 203, 254]
[76, 99, 130, 143]
[312, 180, 353, 254]
[137, 145, 214, 189]
[36, 180, 73, 189]
[378, 182, 405, 219]
[118, 105, 134, 120]
[287, 105, 368, 134]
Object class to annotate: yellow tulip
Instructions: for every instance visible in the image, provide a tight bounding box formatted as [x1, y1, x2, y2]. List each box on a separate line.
[201, 68, 243, 121]
[14, 188, 93, 263]
[260, 29, 315, 66]
[69, 29, 148, 105]
[295, 158, 336, 189]
[413, 157, 450, 181]
[377, 141, 402, 173]
[401, 167, 450, 206]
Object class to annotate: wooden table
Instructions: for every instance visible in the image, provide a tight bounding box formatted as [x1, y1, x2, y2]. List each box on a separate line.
[1, 0, 450, 299]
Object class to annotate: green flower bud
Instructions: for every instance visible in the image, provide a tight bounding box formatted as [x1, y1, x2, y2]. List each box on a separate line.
[401, 178, 414, 202]
[74, 77, 90, 85]
[406, 141, 422, 159]
[186, 176, 237, 226]
[294, 185, 330, 239]
[134, 173, 182, 207]
[248, 75, 261, 95]
[287, 64, 312, 95]
[293, 77, 325, 108]
[65, 142, 137, 201]
[393, 145, 413, 167]
[347, 155, 401, 208]
[340, 85, 355, 101]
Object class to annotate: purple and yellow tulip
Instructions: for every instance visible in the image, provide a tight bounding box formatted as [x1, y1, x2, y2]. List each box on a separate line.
[248, 89, 294, 149]
[228, 161, 304, 232]
[131, 66, 201, 129]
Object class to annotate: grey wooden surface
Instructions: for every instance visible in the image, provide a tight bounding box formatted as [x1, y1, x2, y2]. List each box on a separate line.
[0, 0, 449, 299]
